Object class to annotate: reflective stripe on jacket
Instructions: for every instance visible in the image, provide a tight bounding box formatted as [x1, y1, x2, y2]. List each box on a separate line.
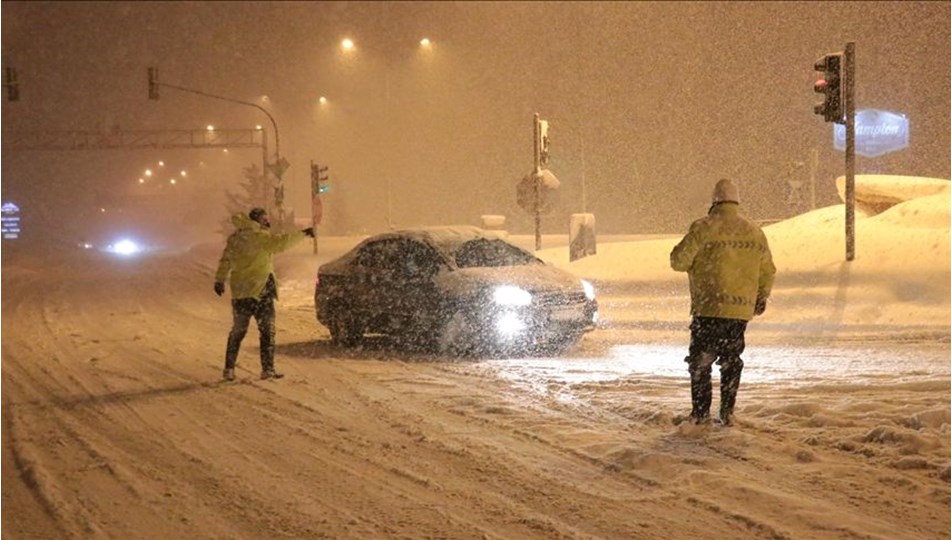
[215, 213, 307, 300]
[670, 202, 776, 321]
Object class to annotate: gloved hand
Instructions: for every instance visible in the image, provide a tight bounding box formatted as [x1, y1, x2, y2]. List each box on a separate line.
[214, 281, 225, 296]
[754, 297, 767, 316]
[302, 227, 315, 238]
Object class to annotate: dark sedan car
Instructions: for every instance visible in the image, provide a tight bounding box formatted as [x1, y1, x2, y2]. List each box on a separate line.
[315, 226, 598, 355]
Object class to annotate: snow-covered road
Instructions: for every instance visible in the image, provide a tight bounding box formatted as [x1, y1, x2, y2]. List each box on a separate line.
[2, 240, 948, 539]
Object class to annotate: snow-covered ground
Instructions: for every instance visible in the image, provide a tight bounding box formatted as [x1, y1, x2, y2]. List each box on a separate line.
[2, 176, 949, 539]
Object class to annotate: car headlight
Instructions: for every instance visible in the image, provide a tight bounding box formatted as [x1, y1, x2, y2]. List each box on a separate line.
[581, 279, 596, 300]
[495, 312, 527, 336]
[493, 285, 532, 306]
[108, 239, 141, 256]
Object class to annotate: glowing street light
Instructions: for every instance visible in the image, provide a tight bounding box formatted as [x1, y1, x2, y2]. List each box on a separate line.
[319, 96, 328, 105]
[335, 35, 434, 229]
[169, 178, 176, 185]
[143, 74, 287, 224]
[138, 178, 145, 184]
[180, 170, 187, 177]
[145, 169, 153, 177]
[158, 160, 165, 167]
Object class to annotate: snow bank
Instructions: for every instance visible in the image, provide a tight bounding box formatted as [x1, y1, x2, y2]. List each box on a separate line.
[547, 176, 950, 332]
[835, 174, 950, 215]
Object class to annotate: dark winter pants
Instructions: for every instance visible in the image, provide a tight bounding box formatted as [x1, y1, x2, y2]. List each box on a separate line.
[224, 295, 276, 372]
[685, 316, 747, 420]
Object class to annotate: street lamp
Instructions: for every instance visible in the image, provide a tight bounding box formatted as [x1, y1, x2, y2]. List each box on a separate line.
[148, 78, 286, 225]
[338, 36, 434, 230]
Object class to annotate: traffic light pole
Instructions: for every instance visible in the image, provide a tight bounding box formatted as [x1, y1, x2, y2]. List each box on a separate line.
[147, 70, 287, 227]
[844, 41, 856, 262]
[533, 113, 542, 251]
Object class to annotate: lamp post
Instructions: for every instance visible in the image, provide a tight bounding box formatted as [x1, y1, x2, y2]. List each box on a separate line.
[149, 80, 287, 226]
[339, 36, 433, 230]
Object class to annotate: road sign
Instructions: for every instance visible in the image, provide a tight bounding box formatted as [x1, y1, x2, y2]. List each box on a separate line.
[516, 169, 560, 215]
[834, 109, 909, 157]
[268, 157, 290, 179]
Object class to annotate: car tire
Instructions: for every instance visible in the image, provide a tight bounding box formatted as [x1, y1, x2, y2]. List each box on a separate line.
[544, 330, 584, 354]
[329, 316, 363, 347]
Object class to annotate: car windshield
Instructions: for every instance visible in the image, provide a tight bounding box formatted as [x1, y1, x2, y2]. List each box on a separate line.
[454, 238, 540, 268]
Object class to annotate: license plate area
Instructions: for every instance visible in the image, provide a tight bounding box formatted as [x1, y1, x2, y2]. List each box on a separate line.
[549, 304, 585, 322]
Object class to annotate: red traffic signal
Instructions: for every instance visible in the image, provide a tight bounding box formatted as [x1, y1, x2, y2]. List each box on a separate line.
[813, 53, 843, 123]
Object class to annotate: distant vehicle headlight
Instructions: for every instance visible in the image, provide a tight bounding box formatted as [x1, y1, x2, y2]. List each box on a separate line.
[581, 279, 596, 300]
[493, 285, 532, 306]
[109, 239, 140, 256]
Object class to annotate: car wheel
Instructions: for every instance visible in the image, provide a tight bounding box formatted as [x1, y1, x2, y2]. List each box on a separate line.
[542, 330, 584, 355]
[329, 316, 363, 347]
[438, 310, 476, 357]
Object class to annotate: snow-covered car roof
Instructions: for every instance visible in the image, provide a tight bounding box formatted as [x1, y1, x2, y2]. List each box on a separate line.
[322, 226, 535, 270]
[390, 226, 512, 255]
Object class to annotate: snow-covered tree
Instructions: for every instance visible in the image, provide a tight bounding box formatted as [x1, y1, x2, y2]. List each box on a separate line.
[220, 164, 294, 236]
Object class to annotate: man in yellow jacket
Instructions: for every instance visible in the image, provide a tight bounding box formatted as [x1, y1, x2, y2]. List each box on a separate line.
[215, 207, 314, 381]
[670, 179, 776, 426]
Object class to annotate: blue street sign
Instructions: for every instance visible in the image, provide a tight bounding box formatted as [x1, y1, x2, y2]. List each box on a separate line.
[834, 109, 909, 157]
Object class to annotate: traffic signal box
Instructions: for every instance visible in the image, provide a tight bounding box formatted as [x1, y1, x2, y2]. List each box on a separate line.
[148, 67, 159, 100]
[5, 67, 19, 102]
[814, 53, 843, 123]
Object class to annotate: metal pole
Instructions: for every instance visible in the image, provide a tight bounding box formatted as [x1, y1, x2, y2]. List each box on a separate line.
[385, 71, 393, 230]
[157, 81, 284, 223]
[262, 130, 269, 192]
[580, 122, 587, 213]
[845, 42, 856, 262]
[310, 160, 318, 255]
[533, 113, 541, 251]
[809, 147, 818, 211]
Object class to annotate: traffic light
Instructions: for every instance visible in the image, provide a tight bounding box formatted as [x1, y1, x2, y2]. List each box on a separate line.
[5, 67, 19, 102]
[311, 163, 329, 195]
[538, 119, 550, 166]
[148, 67, 159, 100]
[813, 53, 843, 123]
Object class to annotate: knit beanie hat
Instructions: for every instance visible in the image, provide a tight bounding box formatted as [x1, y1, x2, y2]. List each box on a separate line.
[249, 207, 268, 221]
[712, 178, 740, 204]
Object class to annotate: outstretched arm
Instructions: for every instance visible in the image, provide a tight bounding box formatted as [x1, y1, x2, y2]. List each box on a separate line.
[670, 222, 702, 272]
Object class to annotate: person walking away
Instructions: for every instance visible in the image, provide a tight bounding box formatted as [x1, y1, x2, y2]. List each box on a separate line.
[214, 207, 314, 381]
[670, 179, 776, 426]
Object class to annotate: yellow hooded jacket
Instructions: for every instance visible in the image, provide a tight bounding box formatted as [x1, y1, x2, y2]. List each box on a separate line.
[215, 213, 307, 300]
[670, 202, 776, 321]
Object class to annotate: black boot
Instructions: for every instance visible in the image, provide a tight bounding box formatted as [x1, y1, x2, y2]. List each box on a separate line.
[718, 356, 744, 426]
[687, 353, 715, 423]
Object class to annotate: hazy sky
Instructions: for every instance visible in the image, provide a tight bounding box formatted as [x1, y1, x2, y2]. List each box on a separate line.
[2, 1, 949, 240]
